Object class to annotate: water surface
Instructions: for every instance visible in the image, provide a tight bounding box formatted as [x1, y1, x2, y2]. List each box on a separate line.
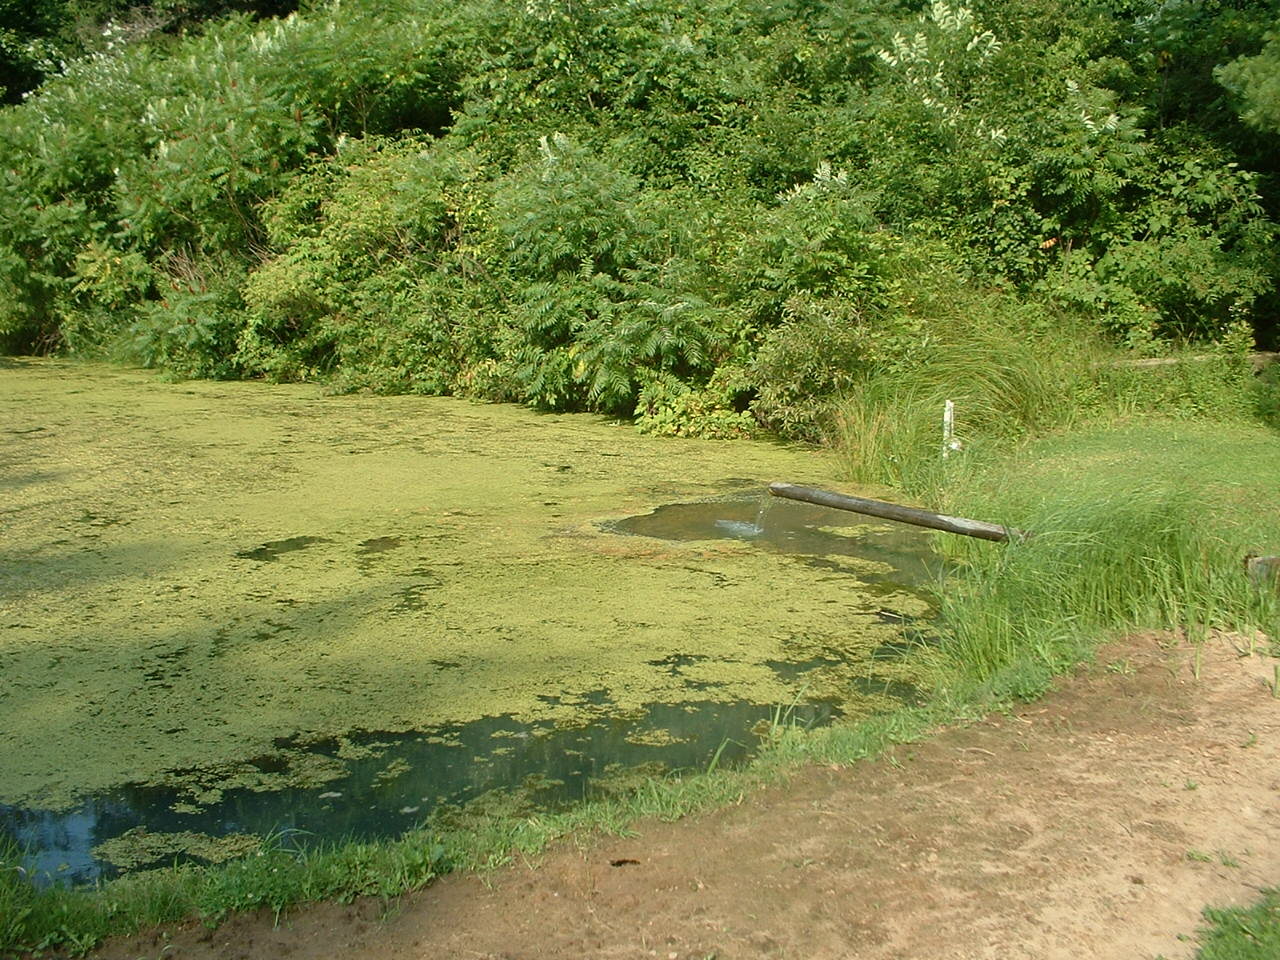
[0, 360, 935, 883]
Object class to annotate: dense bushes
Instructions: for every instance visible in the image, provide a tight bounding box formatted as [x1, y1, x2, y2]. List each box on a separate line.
[0, 0, 1277, 435]
[238, 137, 493, 387]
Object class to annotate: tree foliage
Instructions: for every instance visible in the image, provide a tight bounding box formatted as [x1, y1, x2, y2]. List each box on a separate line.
[1218, 29, 1280, 134]
[0, 0, 1277, 433]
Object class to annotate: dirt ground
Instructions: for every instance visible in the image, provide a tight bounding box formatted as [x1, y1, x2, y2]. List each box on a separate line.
[91, 632, 1280, 960]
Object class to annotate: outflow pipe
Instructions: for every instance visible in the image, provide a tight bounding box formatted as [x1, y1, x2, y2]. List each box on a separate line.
[768, 482, 1028, 543]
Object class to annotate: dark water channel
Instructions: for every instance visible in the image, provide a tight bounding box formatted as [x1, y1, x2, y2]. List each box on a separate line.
[3, 701, 846, 887]
[4, 492, 936, 888]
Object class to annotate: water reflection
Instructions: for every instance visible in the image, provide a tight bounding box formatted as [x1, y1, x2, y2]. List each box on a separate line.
[606, 493, 936, 591]
[4, 698, 855, 887]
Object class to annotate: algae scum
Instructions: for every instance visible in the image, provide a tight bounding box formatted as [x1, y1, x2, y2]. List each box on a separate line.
[0, 360, 936, 885]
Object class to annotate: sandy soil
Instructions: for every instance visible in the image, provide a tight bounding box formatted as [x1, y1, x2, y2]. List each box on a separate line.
[89, 632, 1280, 960]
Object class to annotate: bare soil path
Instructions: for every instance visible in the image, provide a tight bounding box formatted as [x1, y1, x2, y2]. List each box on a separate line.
[92, 633, 1280, 960]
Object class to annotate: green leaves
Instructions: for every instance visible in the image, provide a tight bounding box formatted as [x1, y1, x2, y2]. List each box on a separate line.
[489, 134, 733, 413]
[0, 0, 1276, 427]
[239, 136, 494, 387]
[1217, 30, 1280, 135]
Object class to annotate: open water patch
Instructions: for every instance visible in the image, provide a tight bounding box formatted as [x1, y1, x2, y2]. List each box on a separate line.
[606, 491, 936, 592]
[3, 697, 852, 887]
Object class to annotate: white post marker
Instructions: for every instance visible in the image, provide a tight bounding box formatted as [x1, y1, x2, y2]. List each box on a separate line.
[942, 399, 956, 459]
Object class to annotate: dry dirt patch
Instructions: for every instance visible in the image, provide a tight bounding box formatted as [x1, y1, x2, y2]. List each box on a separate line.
[91, 632, 1280, 960]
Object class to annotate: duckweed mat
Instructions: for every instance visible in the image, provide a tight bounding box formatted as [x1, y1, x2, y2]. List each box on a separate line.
[0, 359, 935, 881]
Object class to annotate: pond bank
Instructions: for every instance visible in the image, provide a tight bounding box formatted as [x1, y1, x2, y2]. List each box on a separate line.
[82, 633, 1280, 960]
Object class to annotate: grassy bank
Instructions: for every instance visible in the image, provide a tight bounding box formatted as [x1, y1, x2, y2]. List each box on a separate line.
[930, 419, 1280, 701]
[1192, 889, 1280, 959]
[822, 308, 1280, 697]
[6, 414, 1279, 956]
[1, 831, 445, 956]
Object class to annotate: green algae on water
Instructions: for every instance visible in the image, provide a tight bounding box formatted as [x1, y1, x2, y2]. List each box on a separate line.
[372, 757, 412, 787]
[91, 829, 261, 870]
[624, 727, 688, 747]
[0, 359, 937, 816]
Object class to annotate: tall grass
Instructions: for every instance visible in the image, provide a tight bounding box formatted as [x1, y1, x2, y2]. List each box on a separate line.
[825, 379, 948, 492]
[825, 294, 1256, 496]
[929, 481, 1279, 700]
[820, 285, 1277, 700]
[824, 310, 1277, 700]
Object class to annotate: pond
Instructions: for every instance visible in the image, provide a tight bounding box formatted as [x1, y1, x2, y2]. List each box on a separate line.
[0, 359, 936, 885]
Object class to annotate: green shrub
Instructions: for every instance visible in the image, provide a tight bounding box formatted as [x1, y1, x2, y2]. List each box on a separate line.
[1217, 29, 1280, 135]
[1, 0, 1276, 422]
[239, 136, 498, 387]
[490, 134, 729, 413]
[126, 250, 247, 378]
[0, 1, 469, 358]
[1253, 361, 1280, 428]
[634, 365, 757, 438]
[749, 293, 902, 441]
